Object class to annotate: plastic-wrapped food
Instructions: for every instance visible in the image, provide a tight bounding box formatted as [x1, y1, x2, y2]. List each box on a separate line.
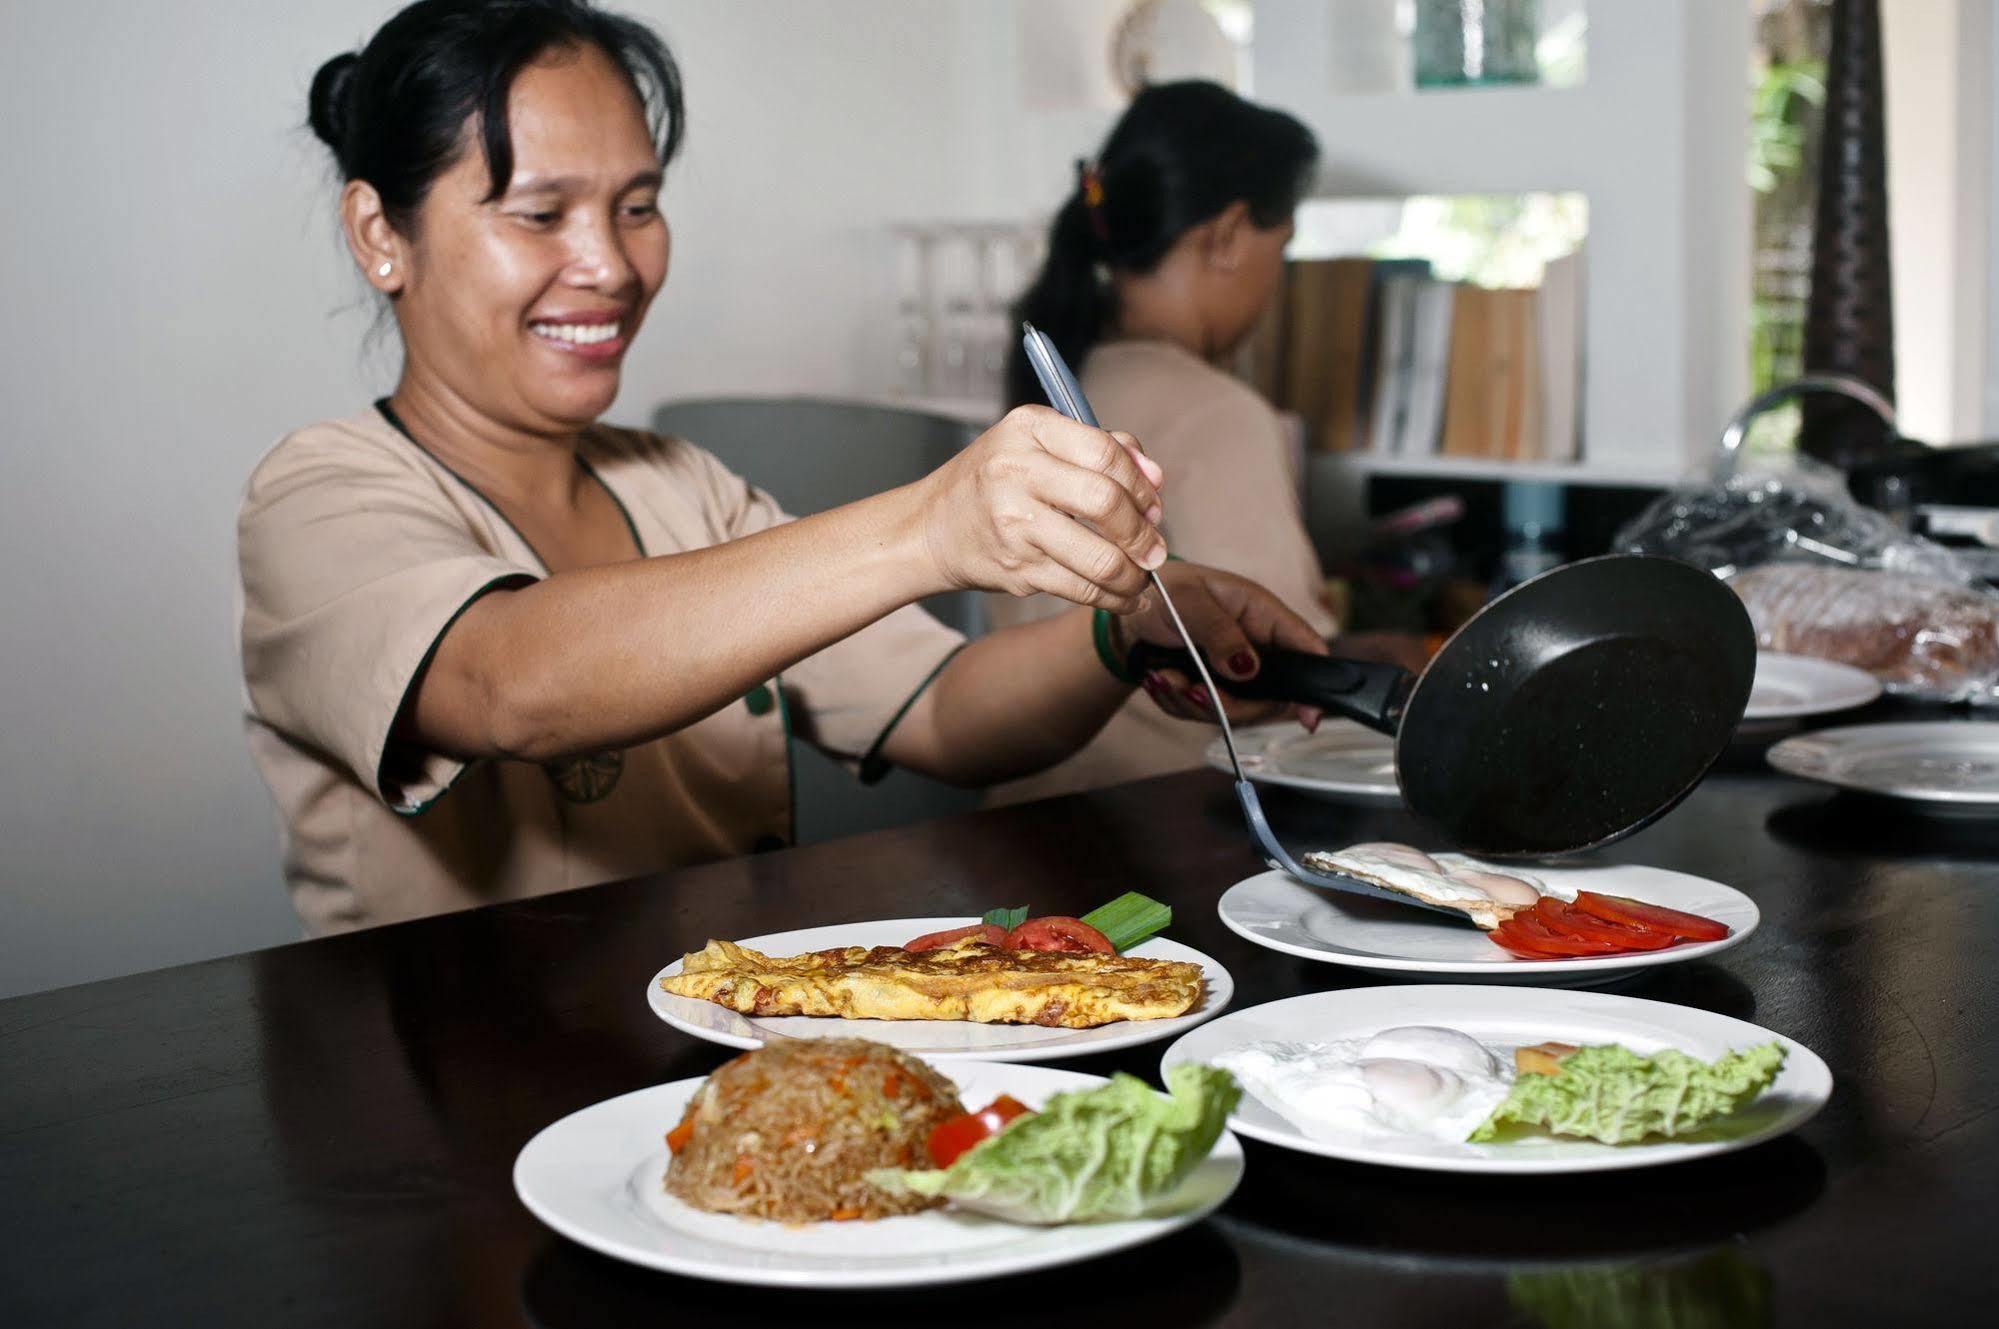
[1616, 463, 1999, 704]
[1729, 564, 1999, 696]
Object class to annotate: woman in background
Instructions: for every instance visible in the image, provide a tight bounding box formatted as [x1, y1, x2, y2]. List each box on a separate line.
[991, 81, 1375, 803]
[238, 1, 1326, 933]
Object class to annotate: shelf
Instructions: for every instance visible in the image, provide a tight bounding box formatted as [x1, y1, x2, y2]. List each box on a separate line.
[1252, 0, 1752, 492]
[1316, 451, 1682, 488]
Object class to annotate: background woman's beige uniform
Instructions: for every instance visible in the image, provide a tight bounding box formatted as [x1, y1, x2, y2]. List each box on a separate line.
[988, 339, 1336, 803]
[239, 410, 963, 934]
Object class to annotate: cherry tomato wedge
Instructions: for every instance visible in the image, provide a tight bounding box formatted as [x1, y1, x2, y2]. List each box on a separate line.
[1572, 892, 1730, 942]
[1490, 911, 1622, 958]
[1003, 917, 1115, 954]
[1533, 897, 1680, 951]
[904, 923, 1009, 952]
[926, 1094, 1034, 1168]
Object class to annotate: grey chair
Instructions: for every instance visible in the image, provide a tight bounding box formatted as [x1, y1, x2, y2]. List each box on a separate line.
[651, 395, 991, 846]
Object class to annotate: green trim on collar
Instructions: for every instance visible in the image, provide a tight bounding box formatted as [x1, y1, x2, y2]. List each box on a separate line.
[375, 399, 649, 565]
[856, 643, 968, 786]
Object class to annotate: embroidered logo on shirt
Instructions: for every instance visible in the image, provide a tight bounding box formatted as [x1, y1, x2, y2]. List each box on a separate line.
[544, 750, 624, 803]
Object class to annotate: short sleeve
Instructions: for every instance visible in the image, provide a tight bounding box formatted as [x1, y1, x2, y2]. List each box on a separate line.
[783, 605, 966, 779]
[238, 423, 537, 812]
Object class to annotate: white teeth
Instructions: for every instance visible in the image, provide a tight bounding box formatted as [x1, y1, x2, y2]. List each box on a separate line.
[530, 321, 620, 346]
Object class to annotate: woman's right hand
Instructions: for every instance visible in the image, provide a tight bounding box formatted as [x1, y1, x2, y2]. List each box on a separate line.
[917, 405, 1167, 614]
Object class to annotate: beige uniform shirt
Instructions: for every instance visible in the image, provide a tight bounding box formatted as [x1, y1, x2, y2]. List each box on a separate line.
[988, 339, 1337, 804]
[238, 409, 964, 934]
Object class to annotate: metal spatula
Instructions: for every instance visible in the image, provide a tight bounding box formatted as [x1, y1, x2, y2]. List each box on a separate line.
[1020, 325, 1461, 919]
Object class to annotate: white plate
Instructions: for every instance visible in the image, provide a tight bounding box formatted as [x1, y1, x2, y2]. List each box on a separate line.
[1160, 985, 1829, 1174]
[648, 918, 1233, 1062]
[514, 1061, 1244, 1288]
[1217, 865, 1757, 988]
[1767, 721, 1999, 807]
[1742, 652, 1882, 721]
[1202, 719, 1401, 803]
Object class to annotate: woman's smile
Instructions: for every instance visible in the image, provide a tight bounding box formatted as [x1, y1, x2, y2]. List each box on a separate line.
[527, 309, 628, 361]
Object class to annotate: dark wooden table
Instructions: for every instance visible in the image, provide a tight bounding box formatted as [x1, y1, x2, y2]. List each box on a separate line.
[4, 755, 1996, 1327]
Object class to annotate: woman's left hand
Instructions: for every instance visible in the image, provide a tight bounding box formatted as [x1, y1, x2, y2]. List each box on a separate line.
[1114, 561, 1330, 729]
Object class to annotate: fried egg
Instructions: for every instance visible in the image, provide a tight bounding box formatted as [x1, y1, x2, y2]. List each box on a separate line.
[1213, 1025, 1516, 1144]
[1299, 842, 1551, 930]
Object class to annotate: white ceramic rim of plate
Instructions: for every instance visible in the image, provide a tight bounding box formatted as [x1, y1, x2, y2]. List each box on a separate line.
[648, 918, 1233, 1062]
[1202, 719, 1401, 801]
[1742, 652, 1883, 721]
[1767, 721, 1999, 803]
[1159, 984, 1831, 1175]
[513, 1061, 1245, 1288]
[1216, 866, 1758, 979]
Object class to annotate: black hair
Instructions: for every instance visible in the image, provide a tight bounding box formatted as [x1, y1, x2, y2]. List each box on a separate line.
[307, 0, 684, 233]
[1004, 81, 1318, 408]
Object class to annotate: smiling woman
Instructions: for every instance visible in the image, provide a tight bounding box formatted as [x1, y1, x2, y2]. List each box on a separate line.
[238, 0, 1329, 935]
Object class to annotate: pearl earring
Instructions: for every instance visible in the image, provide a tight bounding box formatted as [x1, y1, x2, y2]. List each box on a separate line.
[377, 262, 393, 277]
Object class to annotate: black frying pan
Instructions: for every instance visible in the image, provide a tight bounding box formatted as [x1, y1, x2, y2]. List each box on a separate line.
[1131, 554, 1756, 857]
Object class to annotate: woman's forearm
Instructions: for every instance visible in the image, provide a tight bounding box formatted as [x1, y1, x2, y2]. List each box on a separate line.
[882, 607, 1134, 785]
[404, 482, 942, 763]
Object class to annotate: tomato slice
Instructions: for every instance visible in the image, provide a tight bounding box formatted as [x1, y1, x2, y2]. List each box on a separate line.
[1488, 921, 1567, 959]
[1003, 917, 1115, 954]
[1572, 892, 1730, 942]
[1533, 897, 1680, 951]
[925, 1094, 1035, 1168]
[1492, 911, 1622, 958]
[904, 923, 1009, 952]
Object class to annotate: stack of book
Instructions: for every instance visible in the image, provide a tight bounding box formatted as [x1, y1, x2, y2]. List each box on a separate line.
[1241, 251, 1583, 465]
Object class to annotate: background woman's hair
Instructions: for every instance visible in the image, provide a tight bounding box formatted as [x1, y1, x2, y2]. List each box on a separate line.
[307, 0, 684, 233]
[1004, 81, 1318, 409]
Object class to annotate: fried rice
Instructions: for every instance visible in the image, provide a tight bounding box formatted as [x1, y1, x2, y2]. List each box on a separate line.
[663, 1038, 964, 1223]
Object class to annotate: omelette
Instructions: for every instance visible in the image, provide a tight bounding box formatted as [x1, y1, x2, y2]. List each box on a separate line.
[659, 936, 1204, 1028]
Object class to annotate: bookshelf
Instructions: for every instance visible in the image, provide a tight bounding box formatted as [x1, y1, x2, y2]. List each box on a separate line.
[1343, 451, 1677, 488]
[1252, 0, 1751, 487]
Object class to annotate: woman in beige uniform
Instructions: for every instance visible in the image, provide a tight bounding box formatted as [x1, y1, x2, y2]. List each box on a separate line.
[989, 82, 1380, 803]
[239, 0, 1324, 934]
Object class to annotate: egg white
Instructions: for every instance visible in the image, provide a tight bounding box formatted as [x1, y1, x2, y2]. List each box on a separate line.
[1214, 1025, 1517, 1145]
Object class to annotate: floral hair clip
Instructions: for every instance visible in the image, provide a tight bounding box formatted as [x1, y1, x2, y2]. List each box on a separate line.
[1076, 158, 1110, 243]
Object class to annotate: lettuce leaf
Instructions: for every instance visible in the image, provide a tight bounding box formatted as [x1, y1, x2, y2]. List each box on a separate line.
[867, 1063, 1238, 1224]
[1470, 1042, 1787, 1145]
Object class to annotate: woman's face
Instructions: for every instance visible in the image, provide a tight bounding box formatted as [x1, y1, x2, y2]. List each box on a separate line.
[392, 44, 668, 431]
[1210, 214, 1294, 355]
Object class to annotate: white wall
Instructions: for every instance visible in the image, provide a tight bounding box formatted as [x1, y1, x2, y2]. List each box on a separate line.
[1883, 0, 1991, 444]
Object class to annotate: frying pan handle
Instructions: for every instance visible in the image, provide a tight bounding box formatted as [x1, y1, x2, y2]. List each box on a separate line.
[1126, 644, 1412, 735]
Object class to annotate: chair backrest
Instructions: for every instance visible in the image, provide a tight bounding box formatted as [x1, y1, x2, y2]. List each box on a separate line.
[651, 395, 993, 846]
[654, 395, 988, 635]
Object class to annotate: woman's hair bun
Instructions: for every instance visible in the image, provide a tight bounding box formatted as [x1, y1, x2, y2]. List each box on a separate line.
[308, 51, 361, 155]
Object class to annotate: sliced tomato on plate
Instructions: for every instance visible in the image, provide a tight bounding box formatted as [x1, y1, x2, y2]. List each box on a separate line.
[903, 923, 1009, 952]
[1490, 910, 1623, 959]
[926, 1094, 1034, 1168]
[1486, 923, 1563, 960]
[1533, 897, 1680, 951]
[1572, 891, 1730, 942]
[1003, 916, 1115, 954]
